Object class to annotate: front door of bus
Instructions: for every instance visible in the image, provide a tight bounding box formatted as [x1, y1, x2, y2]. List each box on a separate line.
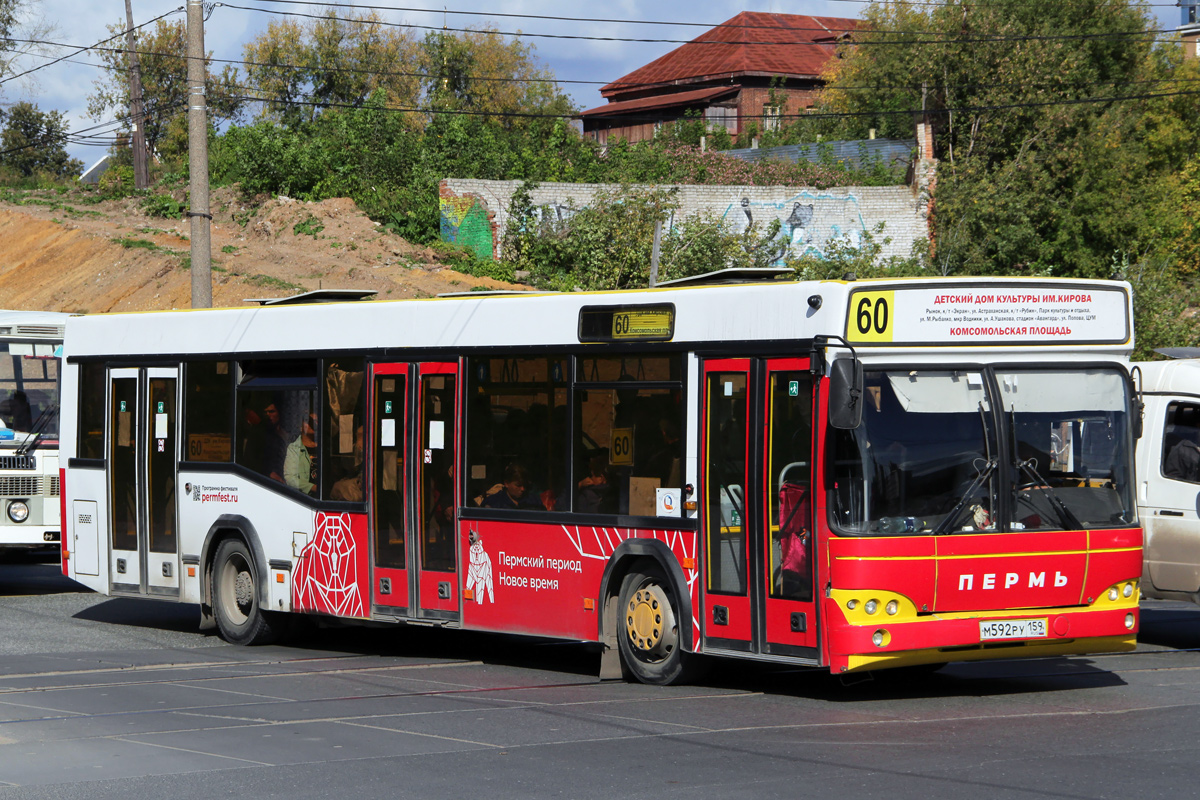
[370, 362, 460, 622]
[107, 366, 180, 598]
[701, 358, 818, 658]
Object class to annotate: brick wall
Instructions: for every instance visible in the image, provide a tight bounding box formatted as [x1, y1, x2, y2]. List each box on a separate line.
[440, 170, 935, 264]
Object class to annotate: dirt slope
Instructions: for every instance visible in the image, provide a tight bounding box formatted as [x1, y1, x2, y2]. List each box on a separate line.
[0, 187, 521, 313]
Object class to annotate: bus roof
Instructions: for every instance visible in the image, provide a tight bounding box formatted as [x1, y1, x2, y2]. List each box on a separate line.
[62, 277, 1133, 360]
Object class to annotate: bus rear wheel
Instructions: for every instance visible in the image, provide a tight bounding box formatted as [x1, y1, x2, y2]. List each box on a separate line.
[212, 538, 280, 646]
[617, 564, 691, 685]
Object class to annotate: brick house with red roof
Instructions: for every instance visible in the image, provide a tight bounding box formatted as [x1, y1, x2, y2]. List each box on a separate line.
[579, 12, 857, 145]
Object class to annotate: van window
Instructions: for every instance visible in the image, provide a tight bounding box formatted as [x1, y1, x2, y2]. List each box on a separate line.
[1162, 401, 1200, 484]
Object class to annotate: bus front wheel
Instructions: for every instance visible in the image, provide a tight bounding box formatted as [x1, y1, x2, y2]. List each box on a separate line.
[617, 564, 690, 685]
[212, 538, 280, 646]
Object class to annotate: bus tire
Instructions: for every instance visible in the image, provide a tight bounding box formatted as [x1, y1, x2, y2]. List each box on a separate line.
[212, 538, 280, 646]
[616, 563, 691, 685]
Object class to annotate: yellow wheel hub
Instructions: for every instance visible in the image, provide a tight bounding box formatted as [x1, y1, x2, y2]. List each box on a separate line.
[626, 584, 670, 654]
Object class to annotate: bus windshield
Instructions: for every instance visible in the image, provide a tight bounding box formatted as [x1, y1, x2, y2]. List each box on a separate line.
[1000, 368, 1135, 531]
[830, 367, 1134, 534]
[0, 342, 60, 444]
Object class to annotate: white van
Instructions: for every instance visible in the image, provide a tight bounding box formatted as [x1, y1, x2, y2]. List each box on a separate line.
[1135, 352, 1200, 604]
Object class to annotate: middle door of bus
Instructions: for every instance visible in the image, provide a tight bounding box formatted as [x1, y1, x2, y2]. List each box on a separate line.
[701, 357, 819, 659]
[107, 366, 181, 598]
[369, 361, 461, 622]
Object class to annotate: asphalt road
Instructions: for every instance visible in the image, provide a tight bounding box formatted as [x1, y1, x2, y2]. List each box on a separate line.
[2, 555, 1200, 799]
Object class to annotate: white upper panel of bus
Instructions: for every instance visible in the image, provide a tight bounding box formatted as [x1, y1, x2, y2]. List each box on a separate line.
[61, 277, 1133, 361]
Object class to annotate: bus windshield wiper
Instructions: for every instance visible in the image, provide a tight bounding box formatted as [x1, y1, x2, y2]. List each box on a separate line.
[1014, 457, 1084, 531]
[17, 403, 57, 457]
[933, 458, 996, 535]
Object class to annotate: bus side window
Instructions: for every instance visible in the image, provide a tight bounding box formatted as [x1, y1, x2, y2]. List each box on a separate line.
[574, 355, 684, 518]
[1162, 401, 1200, 484]
[78, 362, 107, 460]
[236, 360, 318, 493]
[183, 361, 233, 462]
[324, 359, 365, 502]
[466, 357, 568, 512]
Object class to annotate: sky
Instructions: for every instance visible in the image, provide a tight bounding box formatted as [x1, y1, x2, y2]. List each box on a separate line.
[0, 0, 1188, 170]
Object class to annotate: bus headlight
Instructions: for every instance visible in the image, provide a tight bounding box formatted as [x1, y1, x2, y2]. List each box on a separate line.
[7, 501, 28, 523]
[1125, 613, 1136, 630]
[886, 600, 899, 616]
[864, 599, 879, 615]
[1108, 588, 1119, 601]
[1123, 582, 1135, 598]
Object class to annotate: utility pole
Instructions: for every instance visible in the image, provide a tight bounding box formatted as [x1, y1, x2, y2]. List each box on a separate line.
[186, 0, 212, 308]
[124, 0, 148, 189]
[649, 220, 662, 288]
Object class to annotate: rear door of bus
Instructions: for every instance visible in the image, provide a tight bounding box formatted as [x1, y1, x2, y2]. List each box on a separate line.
[701, 357, 819, 660]
[107, 366, 181, 598]
[369, 361, 461, 622]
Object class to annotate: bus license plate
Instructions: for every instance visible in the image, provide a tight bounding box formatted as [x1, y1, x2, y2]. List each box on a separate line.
[979, 618, 1047, 641]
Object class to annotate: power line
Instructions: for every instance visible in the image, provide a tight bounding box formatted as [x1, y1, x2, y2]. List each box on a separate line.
[213, 2, 1185, 47]
[0, 104, 186, 160]
[12, 12, 1196, 97]
[17, 32, 1199, 100]
[0, 6, 184, 88]
[223, 81, 1200, 125]
[208, 0, 1188, 29]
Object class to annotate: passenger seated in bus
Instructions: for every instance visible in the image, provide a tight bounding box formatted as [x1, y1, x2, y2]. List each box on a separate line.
[477, 463, 545, 510]
[577, 451, 614, 514]
[285, 412, 318, 495]
[241, 401, 286, 482]
[1164, 430, 1200, 483]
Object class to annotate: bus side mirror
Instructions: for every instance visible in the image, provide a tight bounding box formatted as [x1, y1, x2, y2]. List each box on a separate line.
[828, 358, 863, 430]
[1130, 366, 1144, 440]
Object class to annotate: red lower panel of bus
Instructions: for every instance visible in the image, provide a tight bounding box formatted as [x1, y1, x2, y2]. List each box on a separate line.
[458, 520, 700, 647]
[827, 527, 1142, 612]
[420, 570, 458, 612]
[372, 565, 408, 611]
[293, 511, 370, 619]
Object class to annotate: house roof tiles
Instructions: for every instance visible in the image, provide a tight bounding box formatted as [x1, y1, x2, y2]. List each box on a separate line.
[578, 85, 740, 118]
[601, 11, 857, 99]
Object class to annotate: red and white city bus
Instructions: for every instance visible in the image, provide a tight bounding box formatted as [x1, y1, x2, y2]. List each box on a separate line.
[59, 275, 1143, 683]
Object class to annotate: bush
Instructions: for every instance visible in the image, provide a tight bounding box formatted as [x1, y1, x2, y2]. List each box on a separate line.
[427, 239, 515, 282]
[141, 193, 186, 219]
[97, 164, 136, 198]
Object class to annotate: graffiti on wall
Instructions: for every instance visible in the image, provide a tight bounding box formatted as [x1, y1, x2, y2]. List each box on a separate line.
[440, 195, 495, 261]
[722, 191, 867, 265]
[438, 180, 909, 265]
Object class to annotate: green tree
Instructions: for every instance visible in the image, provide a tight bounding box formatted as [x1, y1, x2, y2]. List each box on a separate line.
[0, 102, 83, 178]
[813, 1, 1200, 285]
[88, 19, 244, 165]
[419, 27, 575, 121]
[243, 11, 420, 125]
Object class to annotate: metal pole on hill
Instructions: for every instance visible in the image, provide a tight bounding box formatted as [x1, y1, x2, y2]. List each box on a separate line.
[123, 0, 148, 190]
[186, 0, 212, 308]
